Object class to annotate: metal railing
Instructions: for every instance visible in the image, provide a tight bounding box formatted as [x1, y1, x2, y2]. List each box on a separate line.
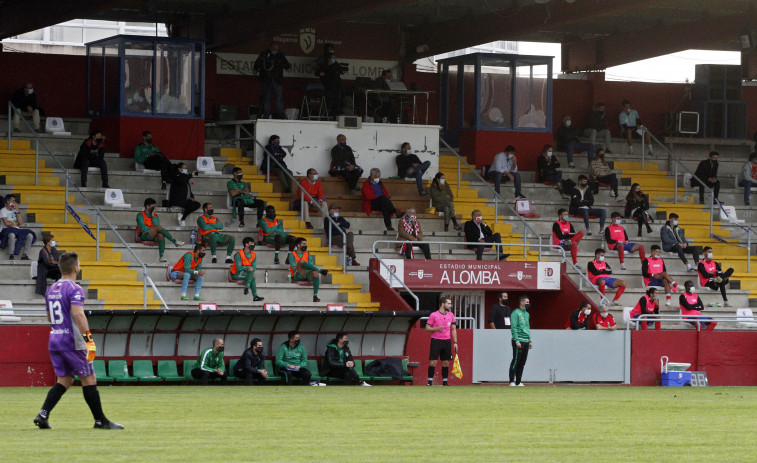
[6, 101, 168, 310]
[439, 137, 542, 260]
[253, 139, 348, 272]
[627, 314, 757, 331]
[371, 240, 610, 307]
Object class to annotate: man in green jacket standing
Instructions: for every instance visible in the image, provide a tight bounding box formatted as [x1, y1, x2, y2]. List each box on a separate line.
[509, 295, 532, 387]
[275, 331, 323, 386]
[191, 338, 227, 385]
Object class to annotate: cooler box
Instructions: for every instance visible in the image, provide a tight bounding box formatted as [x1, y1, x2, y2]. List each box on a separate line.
[661, 371, 692, 387]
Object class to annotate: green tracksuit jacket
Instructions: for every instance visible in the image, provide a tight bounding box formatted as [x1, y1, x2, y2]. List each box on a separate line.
[193, 347, 225, 372]
[510, 308, 531, 343]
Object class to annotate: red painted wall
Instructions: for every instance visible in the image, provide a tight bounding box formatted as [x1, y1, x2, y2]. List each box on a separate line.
[368, 259, 414, 312]
[0, 326, 55, 387]
[405, 325, 473, 385]
[459, 129, 553, 171]
[94, 116, 205, 160]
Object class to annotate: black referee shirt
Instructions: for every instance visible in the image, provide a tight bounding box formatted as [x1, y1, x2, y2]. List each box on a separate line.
[488, 303, 512, 329]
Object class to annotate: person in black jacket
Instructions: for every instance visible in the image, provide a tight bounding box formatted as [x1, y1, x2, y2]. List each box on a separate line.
[625, 183, 652, 236]
[569, 175, 607, 236]
[692, 151, 720, 204]
[233, 338, 269, 385]
[536, 145, 568, 199]
[261, 135, 292, 193]
[396, 142, 431, 196]
[463, 210, 509, 261]
[323, 205, 359, 266]
[488, 292, 512, 329]
[317, 51, 346, 118]
[73, 130, 109, 188]
[319, 333, 370, 386]
[569, 301, 592, 330]
[11, 82, 41, 132]
[168, 162, 201, 227]
[253, 42, 291, 119]
[35, 234, 61, 296]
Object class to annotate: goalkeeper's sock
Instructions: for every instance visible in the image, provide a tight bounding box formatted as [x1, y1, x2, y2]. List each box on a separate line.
[40, 383, 67, 418]
[442, 367, 449, 384]
[427, 366, 435, 385]
[82, 385, 107, 423]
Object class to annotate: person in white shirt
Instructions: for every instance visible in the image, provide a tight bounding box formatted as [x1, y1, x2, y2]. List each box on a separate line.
[619, 99, 653, 155]
[738, 152, 757, 206]
[489, 145, 525, 199]
[0, 194, 37, 262]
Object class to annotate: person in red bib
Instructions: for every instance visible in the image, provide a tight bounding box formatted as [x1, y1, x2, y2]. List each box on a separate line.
[604, 212, 645, 270]
[230, 236, 263, 302]
[552, 208, 584, 266]
[738, 152, 757, 206]
[630, 287, 660, 330]
[136, 198, 183, 262]
[197, 202, 235, 264]
[170, 243, 206, 301]
[697, 246, 734, 307]
[642, 245, 678, 306]
[679, 280, 717, 331]
[568, 301, 593, 330]
[592, 303, 617, 330]
[587, 248, 626, 306]
[288, 237, 328, 303]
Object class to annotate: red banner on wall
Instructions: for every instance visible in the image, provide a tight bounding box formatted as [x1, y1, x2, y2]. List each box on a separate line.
[378, 259, 561, 291]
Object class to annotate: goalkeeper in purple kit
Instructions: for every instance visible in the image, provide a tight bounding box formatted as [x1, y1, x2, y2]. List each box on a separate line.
[33, 252, 123, 430]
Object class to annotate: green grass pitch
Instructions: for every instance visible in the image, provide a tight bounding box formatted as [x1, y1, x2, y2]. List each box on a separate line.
[3, 385, 756, 462]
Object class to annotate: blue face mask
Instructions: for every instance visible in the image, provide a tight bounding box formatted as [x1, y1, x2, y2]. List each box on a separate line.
[273, 141, 280, 146]
[339, 142, 346, 147]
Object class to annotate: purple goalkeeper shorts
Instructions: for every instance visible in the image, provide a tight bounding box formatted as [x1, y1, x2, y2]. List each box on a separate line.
[50, 350, 94, 378]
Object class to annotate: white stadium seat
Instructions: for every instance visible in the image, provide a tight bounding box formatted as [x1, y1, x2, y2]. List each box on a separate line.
[44, 117, 71, 136]
[196, 157, 222, 175]
[104, 189, 131, 209]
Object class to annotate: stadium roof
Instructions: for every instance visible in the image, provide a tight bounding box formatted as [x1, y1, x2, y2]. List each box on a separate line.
[2, 0, 757, 71]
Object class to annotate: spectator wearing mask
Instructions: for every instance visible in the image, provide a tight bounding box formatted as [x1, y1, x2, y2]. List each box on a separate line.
[630, 287, 661, 330]
[569, 175, 606, 236]
[660, 212, 700, 271]
[320, 333, 371, 386]
[489, 145, 525, 199]
[619, 99, 653, 155]
[191, 338, 227, 385]
[605, 212, 646, 270]
[288, 238, 329, 303]
[136, 198, 183, 262]
[11, 82, 41, 132]
[584, 102, 612, 152]
[429, 172, 461, 231]
[0, 194, 37, 262]
[261, 135, 292, 193]
[679, 280, 718, 331]
[692, 151, 721, 205]
[170, 243, 206, 301]
[589, 148, 622, 200]
[738, 152, 757, 206]
[329, 134, 363, 194]
[587, 248, 626, 306]
[324, 205, 359, 266]
[552, 208, 584, 267]
[698, 247, 734, 308]
[555, 114, 595, 168]
[592, 303, 617, 330]
[396, 142, 431, 196]
[625, 183, 653, 237]
[35, 234, 61, 296]
[197, 203, 235, 264]
[233, 338, 269, 385]
[253, 42, 291, 119]
[74, 130, 109, 188]
[569, 301, 593, 330]
[488, 292, 512, 329]
[292, 168, 327, 229]
[168, 162, 201, 227]
[230, 237, 264, 302]
[228, 167, 266, 230]
[396, 207, 431, 260]
[258, 205, 297, 265]
[642, 245, 679, 306]
[537, 145, 568, 199]
[361, 168, 403, 231]
[464, 210, 509, 261]
[134, 131, 172, 189]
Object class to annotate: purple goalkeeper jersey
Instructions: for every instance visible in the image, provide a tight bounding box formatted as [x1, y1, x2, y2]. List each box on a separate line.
[45, 279, 86, 352]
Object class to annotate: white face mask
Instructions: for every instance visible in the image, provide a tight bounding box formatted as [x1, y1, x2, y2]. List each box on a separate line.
[408, 215, 417, 221]
[601, 311, 609, 318]
[672, 220, 678, 226]
[547, 151, 553, 157]
[561, 215, 569, 222]
[405, 149, 413, 155]
[653, 254, 660, 259]
[565, 120, 572, 127]
[182, 169, 188, 174]
[584, 308, 591, 315]
[439, 178, 446, 185]
[50, 240, 57, 247]
[614, 219, 621, 226]
[27, 88, 34, 95]
[706, 252, 713, 260]
[598, 256, 605, 262]
[475, 216, 482, 223]
[372, 177, 380, 184]
[332, 212, 339, 218]
[686, 287, 695, 294]
[312, 174, 319, 181]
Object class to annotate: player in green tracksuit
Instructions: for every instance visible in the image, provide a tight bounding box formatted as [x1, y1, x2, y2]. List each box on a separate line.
[275, 331, 316, 385]
[509, 295, 532, 386]
[136, 198, 183, 262]
[287, 237, 328, 303]
[197, 202, 235, 264]
[230, 237, 264, 301]
[191, 338, 227, 385]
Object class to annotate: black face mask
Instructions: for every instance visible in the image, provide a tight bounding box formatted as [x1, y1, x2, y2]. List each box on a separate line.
[294, 339, 300, 346]
[95, 138, 103, 144]
[501, 299, 508, 305]
[146, 139, 153, 144]
[236, 174, 243, 180]
[207, 209, 214, 216]
[301, 245, 308, 252]
[523, 304, 530, 310]
[148, 207, 155, 214]
[255, 347, 264, 355]
[198, 252, 206, 258]
[343, 340, 349, 347]
[247, 245, 255, 252]
[217, 346, 224, 353]
[268, 213, 276, 219]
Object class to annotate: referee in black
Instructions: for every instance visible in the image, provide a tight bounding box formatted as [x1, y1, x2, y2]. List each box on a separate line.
[488, 291, 512, 329]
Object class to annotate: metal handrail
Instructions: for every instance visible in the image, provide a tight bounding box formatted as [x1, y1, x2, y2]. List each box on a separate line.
[7, 101, 167, 310]
[371, 240, 609, 306]
[627, 314, 756, 332]
[252, 139, 348, 272]
[438, 137, 542, 260]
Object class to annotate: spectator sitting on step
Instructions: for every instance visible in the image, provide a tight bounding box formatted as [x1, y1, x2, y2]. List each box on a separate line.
[11, 82, 41, 132]
[660, 212, 701, 272]
[261, 135, 293, 193]
[395, 142, 431, 196]
[323, 205, 359, 266]
[569, 175, 606, 236]
[592, 303, 617, 330]
[197, 203, 235, 264]
[583, 102, 612, 153]
[739, 152, 757, 206]
[587, 248, 626, 306]
[568, 301, 593, 330]
[692, 151, 721, 205]
[168, 162, 201, 228]
[642, 245, 679, 307]
[191, 337, 227, 385]
[463, 210, 509, 261]
[680, 280, 718, 331]
[552, 208, 584, 267]
[136, 198, 183, 263]
[697, 247, 734, 308]
[556, 114, 595, 168]
[429, 172, 461, 231]
[489, 145, 526, 199]
[0, 194, 37, 262]
[288, 237, 329, 303]
[230, 237, 264, 302]
[233, 338, 268, 385]
[73, 130, 109, 189]
[396, 207, 431, 260]
[619, 99, 653, 156]
[170, 243, 206, 301]
[35, 234, 61, 296]
[589, 148, 622, 201]
[276, 330, 323, 386]
[292, 168, 326, 229]
[258, 205, 297, 265]
[537, 144, 568, 199]
[624, 183, 653, 237]
[329, 134, 363, 194]
[361, 168, 403, 231]
[228, 167, 266, 230]
[320, 333, 371, 386]
[134, 131, 173, 190]
[630, 287, 661, 331]
[605, 212, 646, 270]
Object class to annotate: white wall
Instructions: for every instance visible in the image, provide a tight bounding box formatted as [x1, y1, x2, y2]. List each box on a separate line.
[254, 119, 440, 179]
